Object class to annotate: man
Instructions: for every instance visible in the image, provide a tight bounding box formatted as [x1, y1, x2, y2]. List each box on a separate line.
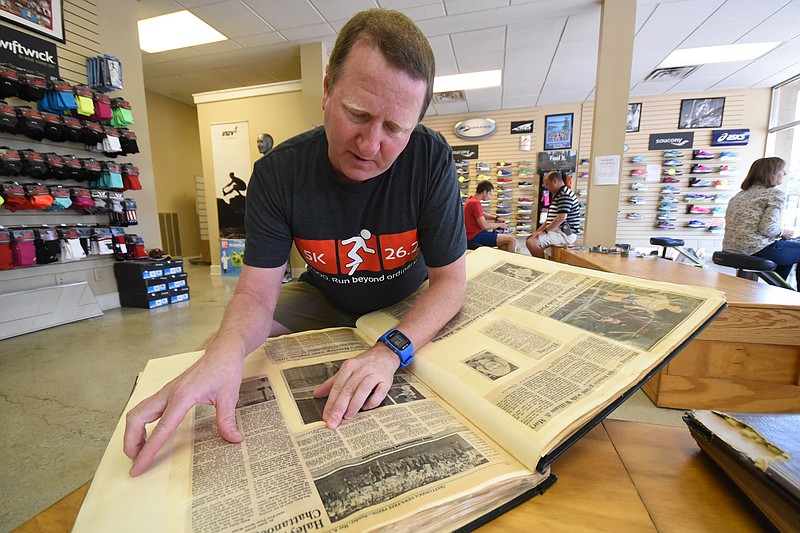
[525, 171, 580, 258]
[123, 9, 467, 476]
[463, 180, 516, 252]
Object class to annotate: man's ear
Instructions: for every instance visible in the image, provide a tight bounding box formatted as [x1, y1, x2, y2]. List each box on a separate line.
[322, 66, 331, 110]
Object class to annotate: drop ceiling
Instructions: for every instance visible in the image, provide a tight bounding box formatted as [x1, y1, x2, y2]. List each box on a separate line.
[138, 0, 800, 115]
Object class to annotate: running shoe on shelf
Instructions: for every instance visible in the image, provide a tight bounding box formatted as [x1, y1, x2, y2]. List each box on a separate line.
[692, 150, 714, 160]
[663, 150, 684, 158]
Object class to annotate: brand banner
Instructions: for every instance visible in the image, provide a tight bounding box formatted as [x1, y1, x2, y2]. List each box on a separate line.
[537, 150, 577, 171]
[211, 121, 251, 235]
[454, 117, 496, 139]
[648, 132, 694, 150]
[451, 144, 479, 160]
[0, 25, 59, 77]
[711, 129, 750, 146]
[510, 120, 533, 134]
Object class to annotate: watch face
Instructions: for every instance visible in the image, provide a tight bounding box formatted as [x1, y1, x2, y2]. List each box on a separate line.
[386, 330, 411, 351]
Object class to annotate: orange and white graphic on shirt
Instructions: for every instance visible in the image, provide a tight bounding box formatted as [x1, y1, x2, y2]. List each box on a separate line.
[295, 229, 419, 277]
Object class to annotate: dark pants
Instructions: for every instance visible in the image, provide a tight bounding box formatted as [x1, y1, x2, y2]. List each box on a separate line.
[754, 239, 800, 289]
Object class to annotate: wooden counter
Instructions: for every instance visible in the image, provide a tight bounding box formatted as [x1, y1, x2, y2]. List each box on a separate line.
[13, 420, 771, 533]
[553, 247, 800, 412]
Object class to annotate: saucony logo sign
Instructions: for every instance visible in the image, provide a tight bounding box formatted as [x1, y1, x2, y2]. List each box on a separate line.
[655, 138, 690, 146]
[453, 149, 476, 157]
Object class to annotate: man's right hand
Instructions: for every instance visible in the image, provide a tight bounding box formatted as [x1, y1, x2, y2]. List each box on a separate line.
[123, 350, 245, 476]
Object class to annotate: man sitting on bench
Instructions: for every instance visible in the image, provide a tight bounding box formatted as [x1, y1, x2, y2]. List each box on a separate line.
[463, 180, 516, 253]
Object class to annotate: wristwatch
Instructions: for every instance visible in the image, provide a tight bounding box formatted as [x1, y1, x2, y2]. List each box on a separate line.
[378, 329, 414, 366]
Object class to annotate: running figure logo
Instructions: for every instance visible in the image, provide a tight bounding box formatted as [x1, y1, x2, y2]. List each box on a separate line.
[341, 229, 376, 275]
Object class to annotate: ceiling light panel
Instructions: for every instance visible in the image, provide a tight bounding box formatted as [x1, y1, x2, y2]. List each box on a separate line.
[139, 11, 227, 54]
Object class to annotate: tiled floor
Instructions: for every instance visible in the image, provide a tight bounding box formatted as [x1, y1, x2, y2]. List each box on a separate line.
[0, 261, 686, 531]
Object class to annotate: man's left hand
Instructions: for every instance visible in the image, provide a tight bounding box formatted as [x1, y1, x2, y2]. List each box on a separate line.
[312, 344, 400, 428]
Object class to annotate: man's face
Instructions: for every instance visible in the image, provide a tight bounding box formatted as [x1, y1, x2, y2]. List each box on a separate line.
[322, 40, 427, 183]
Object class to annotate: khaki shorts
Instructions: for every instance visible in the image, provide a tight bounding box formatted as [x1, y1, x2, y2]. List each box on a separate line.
[537, 229, 577, 248]
[273, 281, 360, 333]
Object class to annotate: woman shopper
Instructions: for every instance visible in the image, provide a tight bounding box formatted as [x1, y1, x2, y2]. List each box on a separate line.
[723, 157, 799, 289]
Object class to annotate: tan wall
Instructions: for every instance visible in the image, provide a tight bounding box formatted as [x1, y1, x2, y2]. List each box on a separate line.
[146, 90, 203, 257]
[424, 89, 771, 252]
[0, 0, 159, 310]
[196, 88, 310, 270]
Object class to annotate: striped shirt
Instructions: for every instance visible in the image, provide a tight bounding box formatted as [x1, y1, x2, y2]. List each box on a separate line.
[547, 185, 580, 232]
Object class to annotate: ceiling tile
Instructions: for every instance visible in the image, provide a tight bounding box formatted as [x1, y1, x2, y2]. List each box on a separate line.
[176, 0, 222, 7]
[431, 100, 469, 114]
[629, 79, 680, 96]
[308, 0, 379, 21]
[380, 0, 442, 9]
[191, 1, 275, 38]
[192, 39, 244, 54]
[507, 18, 565, 50]
[537, 87, 592, 106]
[153, 48, 203, 61]
[280, 23, 336, 41]
[137, 0, 185, 19]
[503, 81, 545, 98]
[455, 50, 505, 72]
[503, 94, 538, 109]
[468, 98, 504, 112]
[428, 35, 458, 76]
[451, 27, 506, 55]
[141, 53, 165, 66]
[402, 3, 447, 21]
[737, 1, 800, 43]
[703, 0, 788, 25]
[553, 39, 598, 63]
[445, 0, 509, 16]
[241, 0, 325, 30]
[561, 7, 600, 42]
[679, 22, 757, 48]
[234, 32, 288, 48]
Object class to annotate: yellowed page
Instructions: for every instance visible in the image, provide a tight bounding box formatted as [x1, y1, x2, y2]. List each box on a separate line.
[74, 330, 544, 533]
[359, 247, 726, 469]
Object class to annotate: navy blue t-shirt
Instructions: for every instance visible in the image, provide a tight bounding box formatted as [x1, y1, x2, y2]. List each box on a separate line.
[244, 124, 465, 315]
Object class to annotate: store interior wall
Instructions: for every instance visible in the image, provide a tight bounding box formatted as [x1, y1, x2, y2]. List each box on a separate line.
[144, 90, 203, 258]
[96, 0, 159, 249]
[0, 0, 159, 311]
[195, 88, 308, 273]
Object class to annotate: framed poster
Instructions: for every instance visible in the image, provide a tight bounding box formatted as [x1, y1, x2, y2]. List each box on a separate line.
[626, 103, 642, 133]
[0, 0, 65, 42]
[679, 97, 725, 129]
[544, 113, 573, 150]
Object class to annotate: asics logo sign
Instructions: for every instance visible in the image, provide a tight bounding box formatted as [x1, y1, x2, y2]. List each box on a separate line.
[454, 118, 496, 139]
[648, 132, 694, 151]
[711, 129, 750, 146]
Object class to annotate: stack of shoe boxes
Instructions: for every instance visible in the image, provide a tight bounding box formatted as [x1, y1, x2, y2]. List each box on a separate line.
[113, 259, 189, 308]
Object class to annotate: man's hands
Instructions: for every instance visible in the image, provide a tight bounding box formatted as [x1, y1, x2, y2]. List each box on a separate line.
[313, 344, 400, 429]
[123, 352, 245, 477]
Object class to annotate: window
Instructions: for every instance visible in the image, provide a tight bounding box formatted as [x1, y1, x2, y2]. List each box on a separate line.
[767, 75, 800, 229]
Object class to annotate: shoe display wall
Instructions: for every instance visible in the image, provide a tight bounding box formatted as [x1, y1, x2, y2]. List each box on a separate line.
[616, 145, 737, 236]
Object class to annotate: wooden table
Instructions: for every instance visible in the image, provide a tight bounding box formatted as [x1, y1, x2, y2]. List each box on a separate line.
[552, 247, 800, 413]
[13, 420, 771, 532]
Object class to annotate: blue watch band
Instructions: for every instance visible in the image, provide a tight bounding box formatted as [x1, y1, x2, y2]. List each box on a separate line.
[378, 329, 414, 366]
